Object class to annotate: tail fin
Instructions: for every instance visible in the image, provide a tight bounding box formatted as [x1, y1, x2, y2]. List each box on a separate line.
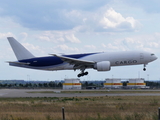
[7, 37, 35, 60]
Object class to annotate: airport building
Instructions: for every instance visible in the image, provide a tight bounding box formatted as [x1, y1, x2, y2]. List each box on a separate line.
[104, 79, 123, 88]
[63, 78, 81, 90]
[127, 78, 146, 88]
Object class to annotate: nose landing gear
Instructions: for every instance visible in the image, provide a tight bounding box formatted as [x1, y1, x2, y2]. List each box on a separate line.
[143, 64, 147, 71]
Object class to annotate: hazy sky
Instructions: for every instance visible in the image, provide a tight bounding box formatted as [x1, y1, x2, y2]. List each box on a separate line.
[0, 0, 160, 81]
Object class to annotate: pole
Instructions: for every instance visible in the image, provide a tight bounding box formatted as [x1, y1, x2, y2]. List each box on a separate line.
[159, 107, 160, 120]
[62, 107, 65, 120]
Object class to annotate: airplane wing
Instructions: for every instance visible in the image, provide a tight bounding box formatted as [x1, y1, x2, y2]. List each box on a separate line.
[6, 61, 30, 65]
[50, 54, 95, 69]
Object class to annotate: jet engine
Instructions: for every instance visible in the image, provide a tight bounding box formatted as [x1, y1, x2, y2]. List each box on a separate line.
[94, 61, 111, 71]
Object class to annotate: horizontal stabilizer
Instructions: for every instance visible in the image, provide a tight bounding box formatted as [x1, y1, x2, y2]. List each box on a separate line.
[6, 61, 30, 65]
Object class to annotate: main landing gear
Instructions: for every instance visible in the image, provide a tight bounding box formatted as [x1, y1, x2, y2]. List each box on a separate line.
[77, 72, 88, 77]
[77, 68, 88, 77]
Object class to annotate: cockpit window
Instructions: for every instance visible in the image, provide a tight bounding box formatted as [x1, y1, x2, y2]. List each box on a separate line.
[151, 53, 155, 56]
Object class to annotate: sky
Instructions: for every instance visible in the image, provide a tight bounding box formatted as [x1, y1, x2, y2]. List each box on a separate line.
[0, 0, 160, 81]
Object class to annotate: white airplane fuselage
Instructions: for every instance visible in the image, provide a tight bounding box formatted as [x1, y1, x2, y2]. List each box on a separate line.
[7, 37, 157, 77]
[9, 51, 157, 71]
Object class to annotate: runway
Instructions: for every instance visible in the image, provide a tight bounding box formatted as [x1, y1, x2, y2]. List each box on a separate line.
[0, 89, 160, 97]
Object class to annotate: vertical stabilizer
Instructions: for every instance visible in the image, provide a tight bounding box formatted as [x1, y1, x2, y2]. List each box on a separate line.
[7, 37, 35, 60]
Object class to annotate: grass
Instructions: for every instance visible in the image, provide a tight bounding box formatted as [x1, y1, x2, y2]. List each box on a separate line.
[0, 96, 159, 120]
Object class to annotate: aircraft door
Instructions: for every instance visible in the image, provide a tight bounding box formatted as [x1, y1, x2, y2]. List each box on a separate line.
[140, 53, 144, 63]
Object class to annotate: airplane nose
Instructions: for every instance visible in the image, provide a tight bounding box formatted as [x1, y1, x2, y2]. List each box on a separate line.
[150, 53, 158, 61]
[155, 56, 158, 60]
[153, 55, 158, 61]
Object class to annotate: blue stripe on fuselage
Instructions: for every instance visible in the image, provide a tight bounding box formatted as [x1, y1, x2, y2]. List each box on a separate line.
[19, 52, 99, 67]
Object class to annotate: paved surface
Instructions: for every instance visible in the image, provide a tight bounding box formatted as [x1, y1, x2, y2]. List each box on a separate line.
[0, 89, 160, 97]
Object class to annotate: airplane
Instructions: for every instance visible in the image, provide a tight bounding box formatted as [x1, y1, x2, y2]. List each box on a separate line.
[7, 37, 158, 77]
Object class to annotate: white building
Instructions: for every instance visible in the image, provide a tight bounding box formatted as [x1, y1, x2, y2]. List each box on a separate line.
[127, 78, 146, 88]
[104, 79, 122, 88]
[63, 78, 81, 90]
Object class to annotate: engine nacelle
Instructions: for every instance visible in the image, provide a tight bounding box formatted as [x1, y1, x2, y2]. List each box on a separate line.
[94, 61, 111, 71]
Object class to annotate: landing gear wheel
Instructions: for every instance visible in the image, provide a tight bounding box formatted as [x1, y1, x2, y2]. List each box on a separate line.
[77, 74, 81, 77]
[77, 71, 88, 77]
[84, 72, 88, 75]
[143, 64, 147, 71]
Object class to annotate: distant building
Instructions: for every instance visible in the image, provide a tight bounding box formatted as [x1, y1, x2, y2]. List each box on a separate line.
[104, 79, 122, 88]
[63, 78, 81, 90]
[127, 78, 146, 88]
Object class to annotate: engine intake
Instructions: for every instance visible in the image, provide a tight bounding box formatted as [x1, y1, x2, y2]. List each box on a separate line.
[94, 61, 111, 71]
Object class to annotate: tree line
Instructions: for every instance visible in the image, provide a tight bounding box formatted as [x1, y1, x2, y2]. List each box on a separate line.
[0, 81, 159, 89]
[0, 81, 104, 89]
[0, 81, 62, 89]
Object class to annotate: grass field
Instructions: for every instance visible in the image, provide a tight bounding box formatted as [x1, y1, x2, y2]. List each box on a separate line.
[0, 95, 159, 120]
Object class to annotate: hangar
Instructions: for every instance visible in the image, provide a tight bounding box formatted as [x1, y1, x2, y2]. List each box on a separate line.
[63, 78, 81, 90]
[104, 79, 123, 88]
[127, 78, 146, 88]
